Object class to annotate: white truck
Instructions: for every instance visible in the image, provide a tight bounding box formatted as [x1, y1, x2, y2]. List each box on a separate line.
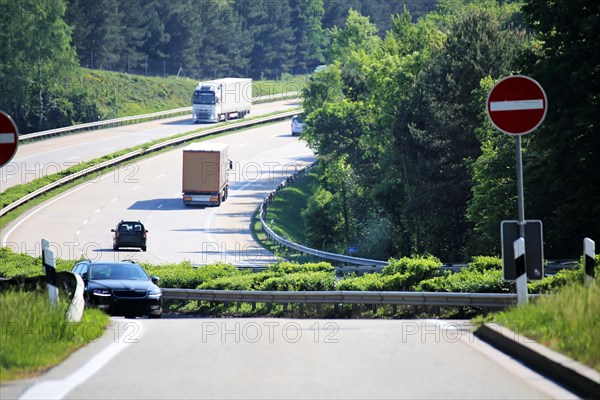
[192, 78, 252, 123]
[182, 142, 232, 207]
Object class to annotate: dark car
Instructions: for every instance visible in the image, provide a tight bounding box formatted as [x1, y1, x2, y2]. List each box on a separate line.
[72, 260, 162, 318]
[112, 220, 147, 251]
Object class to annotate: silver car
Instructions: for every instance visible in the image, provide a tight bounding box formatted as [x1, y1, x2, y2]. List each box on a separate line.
[291, 114, 305, 136]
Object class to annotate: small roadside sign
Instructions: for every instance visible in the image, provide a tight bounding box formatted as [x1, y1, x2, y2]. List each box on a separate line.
[0, 111, 19, 167]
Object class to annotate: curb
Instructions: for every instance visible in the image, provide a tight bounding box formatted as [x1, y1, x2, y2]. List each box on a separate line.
[475, 323, 600, 399]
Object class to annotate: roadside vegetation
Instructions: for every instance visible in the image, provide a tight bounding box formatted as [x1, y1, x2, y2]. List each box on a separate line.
[0, 290, 109, 381]
[476, 282, 600, 372]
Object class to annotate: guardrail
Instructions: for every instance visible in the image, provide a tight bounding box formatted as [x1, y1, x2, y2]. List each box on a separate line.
[1, 110, 300, 218]
[259, 163, 389, 268]
[162, 288, 540, 309]
[18, 92, 298, 143]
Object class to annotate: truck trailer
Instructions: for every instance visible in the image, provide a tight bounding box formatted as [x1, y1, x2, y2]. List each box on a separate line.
[182, 142, 232, 207]
[192, 78, 252, 123]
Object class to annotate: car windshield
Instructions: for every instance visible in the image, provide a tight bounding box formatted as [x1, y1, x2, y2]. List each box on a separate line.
[89, 264, 149, 280]
[193, 91, 215, 105]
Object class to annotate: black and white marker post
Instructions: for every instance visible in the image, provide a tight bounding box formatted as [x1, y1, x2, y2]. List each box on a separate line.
[584, 238, 595, 285]
[42, 239, 59, 304]
[514, 237, 527, 304]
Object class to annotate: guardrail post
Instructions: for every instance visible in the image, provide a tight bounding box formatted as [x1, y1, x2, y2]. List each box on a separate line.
[584, 238, 595, 285]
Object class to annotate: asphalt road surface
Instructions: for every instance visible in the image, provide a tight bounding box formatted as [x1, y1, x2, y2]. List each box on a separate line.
[3, 318, 576, 400]
[2, 120, 314, 267]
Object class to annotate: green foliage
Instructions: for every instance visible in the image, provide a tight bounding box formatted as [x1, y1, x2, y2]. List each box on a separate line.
[466, 256, 502, 272]
[266, 261, 335, 275]
[0, 290, 109, 381]
[338, 273, 386, 291]
[486, 282, 600, 371]
[258, 271, 336, 291]
[142, 262, 241, 289]
[520, 0, 600, 258]
[417, 269, 513, 293]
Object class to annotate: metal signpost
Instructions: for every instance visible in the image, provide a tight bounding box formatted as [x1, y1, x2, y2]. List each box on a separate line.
[487, 75, 548, 304]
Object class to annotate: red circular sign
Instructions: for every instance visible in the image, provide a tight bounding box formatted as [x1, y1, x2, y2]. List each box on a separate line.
[0, 111, 19, 167]
[486, 75, 547, 135]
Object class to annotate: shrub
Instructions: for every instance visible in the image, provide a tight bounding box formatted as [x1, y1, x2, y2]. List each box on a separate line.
[266, 261, 334, 275]
[382, 255, 442, 289]
[142, 261, 241, 289]
[258, 271, 336, 291]
[467, 256, 502, 272]
[417, 269, 514, 293]
[338, 273, 385, 291]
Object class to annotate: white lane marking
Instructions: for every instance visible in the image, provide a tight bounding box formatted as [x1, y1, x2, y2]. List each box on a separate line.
[75, 231, 80, 236]
[18, 323, 144, 400]
[2, 149, 179, 245]
[156, 173, 165, 179]
[94, 209, 101, 214]
[131, 185, 140, 191]
[110, 197, 118, 202]
[83, 219, 89, 225]
[66, 156, 80, 161]
[147, 215, 152, 220]
[0, 133, 15, 144]
[489, 99, 543, 112]
[157, 204, 163, 209]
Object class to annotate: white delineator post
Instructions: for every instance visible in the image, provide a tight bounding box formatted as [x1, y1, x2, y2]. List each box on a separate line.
[514, 237, 528, 304]
[584, 238, 595, 285]
[42, 239, 59, 305]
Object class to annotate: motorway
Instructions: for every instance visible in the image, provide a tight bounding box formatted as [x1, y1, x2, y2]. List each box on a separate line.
[4, 318, 575, 399]
[2, 119, 313, 267]
[0, 102, 579, 399]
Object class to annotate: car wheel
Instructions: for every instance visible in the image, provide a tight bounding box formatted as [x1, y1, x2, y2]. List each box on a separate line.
[113, 244, 118, 251]
[141, 246, 147, 252]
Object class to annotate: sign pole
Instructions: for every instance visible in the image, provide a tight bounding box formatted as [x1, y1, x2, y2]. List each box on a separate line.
[487, 74, 548, 305]
[515, 135, 528, 304]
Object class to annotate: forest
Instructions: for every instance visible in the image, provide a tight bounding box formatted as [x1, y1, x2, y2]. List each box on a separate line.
[0, 0, 598, 262]
[0, 0, 436, 133]
[299, 0, 599, 261]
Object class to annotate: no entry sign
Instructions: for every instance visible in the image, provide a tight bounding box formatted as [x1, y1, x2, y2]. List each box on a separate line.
[0, 111, 19, 167]
[487, 75, 547, 135]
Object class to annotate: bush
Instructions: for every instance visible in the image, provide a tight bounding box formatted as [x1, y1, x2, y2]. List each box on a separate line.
[416, 269, 514, 293]
[258, 271, 336, 291]
[338, 273, 385, 291]
[382, 255, 442, 288]
[266, 261, 334, 275]
[142, 261, 240, 289]
[198, 274, 266, 291]
[467, 256, 502, 272]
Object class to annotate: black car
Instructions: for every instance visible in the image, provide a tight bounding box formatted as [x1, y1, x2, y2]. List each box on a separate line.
[112, 220, 147, 251]
[72, 260, 162, 318]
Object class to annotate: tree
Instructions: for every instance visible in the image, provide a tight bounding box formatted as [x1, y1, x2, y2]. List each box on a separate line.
[0, 0, 79, 132]
[520, 0, 600, 257]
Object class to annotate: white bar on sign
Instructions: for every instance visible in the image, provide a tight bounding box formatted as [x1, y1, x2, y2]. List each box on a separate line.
[0, 133, 15, 144]
[490, 99, 543, 112]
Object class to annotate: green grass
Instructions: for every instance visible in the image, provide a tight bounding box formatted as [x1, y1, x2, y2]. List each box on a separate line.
[264, 169, 318, 244]
[0, 290, 110, 381]
[476, 281, 600, 372]
[83, 69, 305, 119]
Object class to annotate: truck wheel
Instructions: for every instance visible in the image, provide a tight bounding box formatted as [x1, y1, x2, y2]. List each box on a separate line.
[223, 188, 228, 202]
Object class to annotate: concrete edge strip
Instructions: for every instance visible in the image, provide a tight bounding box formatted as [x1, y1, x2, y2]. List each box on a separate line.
[474, 323, 600, 398]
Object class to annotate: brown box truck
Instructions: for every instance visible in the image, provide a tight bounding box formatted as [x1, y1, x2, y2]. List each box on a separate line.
[182, 142, 231, 206]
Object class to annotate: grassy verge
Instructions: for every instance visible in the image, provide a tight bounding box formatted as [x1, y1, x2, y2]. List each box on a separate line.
[250, 169, 319, 263]
[0, 290, 110, 381]
[475, 281, 600, 372]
